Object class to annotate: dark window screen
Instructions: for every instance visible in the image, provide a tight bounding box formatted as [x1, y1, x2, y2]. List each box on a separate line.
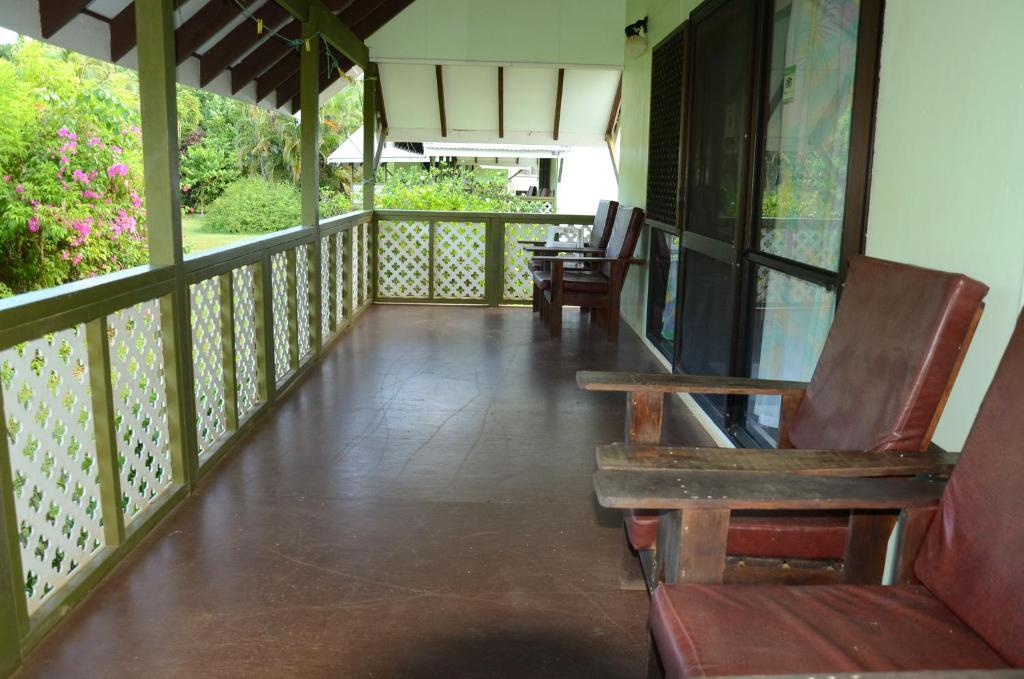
[679, 250, 736, 419]
[645, 27, 686, 228]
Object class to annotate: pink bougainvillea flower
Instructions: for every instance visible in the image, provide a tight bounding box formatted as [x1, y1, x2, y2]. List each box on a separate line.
[60, 142, 77, 154]
[68, 132, 78, 141]
[88, 170, 97, 181]
[14, 185, 24, 193]
[87, 136, 101, 146]
[57, 127, 70, 138]
[60, 156, 69, 165]
[131, 191, 142, 208]
[27, 216, 39, 232]
[72, 253, 83, 266]
[1, 175, 9, 182]
[72, 169, 90, 183]
[111, 145, 123, 155]
[107, 163, 129, 177]
[60, 250, 70, 260]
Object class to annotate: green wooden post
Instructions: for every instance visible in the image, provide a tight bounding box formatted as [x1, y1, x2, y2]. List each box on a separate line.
[255, 256, 276, 403]
[0, 386, 26, 675]
[343, 229, 354, 323]
[301, 9, 323, 354]
[286, 248, 300, 372]
[362, 64, 377, 210]
[218, 273, 239, 432]
[485, 217, 505, 307]
[136, 0, 198, 487]
[85, 317, 127, 548]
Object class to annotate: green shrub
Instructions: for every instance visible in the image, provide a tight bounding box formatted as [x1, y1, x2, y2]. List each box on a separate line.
[205, 177, 301, 234]
[320, 187, 354, 218]
[180, 142, 240, 212]
[376, 165, 543, 212]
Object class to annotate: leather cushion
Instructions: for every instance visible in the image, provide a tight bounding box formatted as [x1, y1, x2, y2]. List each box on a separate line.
[626, 510, 848, 560]
[788, 255, 988, 452]
[531, 269, 609, 294]
[650, 584, 1009, 678]
[915, 309, 1024, 665]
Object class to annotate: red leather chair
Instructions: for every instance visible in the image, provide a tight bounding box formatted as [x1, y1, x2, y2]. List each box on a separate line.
[580, 256, 988, 585]
[644, 308, 1024, 677]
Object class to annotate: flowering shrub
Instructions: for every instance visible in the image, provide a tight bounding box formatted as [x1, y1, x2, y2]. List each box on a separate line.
[0, 40, 148, 295]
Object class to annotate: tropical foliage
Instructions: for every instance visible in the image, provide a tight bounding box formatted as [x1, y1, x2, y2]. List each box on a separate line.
[0, 39, 148, 295]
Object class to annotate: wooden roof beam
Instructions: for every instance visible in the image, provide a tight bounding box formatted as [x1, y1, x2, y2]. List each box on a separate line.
[498, 66, 504, 138]
[553, 68, 565, 141]
[39, 0, 92, 38]
[435, 64, 447, 137]
[200, 1, 292, 85]
[274, 0, 368, 68]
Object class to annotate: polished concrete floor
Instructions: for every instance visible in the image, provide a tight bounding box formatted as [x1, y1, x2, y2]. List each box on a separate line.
[17, 305, 711, 679]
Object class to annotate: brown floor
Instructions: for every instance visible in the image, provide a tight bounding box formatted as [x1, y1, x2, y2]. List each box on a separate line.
[16, 305, 712, 679]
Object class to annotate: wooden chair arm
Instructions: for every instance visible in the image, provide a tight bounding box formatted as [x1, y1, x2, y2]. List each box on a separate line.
[577, 371, 808, 395]
[596, 444, 960, 477]
[525, 246, 604, 254]
[593, 470, 945, 511]
[517, 239, 547, 245]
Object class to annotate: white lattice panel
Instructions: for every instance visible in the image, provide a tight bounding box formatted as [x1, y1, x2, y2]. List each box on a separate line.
[190, 277, 227, 459]
[335, 232, 346, 325]
[360, 224, 371, 305]
[503, 223, 549, 300]
[296, 244, 312, 360]
[271, 251, 291, 384]
[434, 222, 486, 300]
[1, 327, 105, 614]
[320, 236, 332, 338]
[376, 220, 429, 299]
[232, 265, 260, 422]
[107, 300, 173, 523]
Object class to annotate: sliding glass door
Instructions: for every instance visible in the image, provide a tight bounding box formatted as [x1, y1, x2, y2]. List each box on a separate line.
[669, 0, 882, 442]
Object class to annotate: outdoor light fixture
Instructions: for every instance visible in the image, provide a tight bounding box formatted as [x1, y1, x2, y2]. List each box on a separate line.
[625, 17, 648, 58]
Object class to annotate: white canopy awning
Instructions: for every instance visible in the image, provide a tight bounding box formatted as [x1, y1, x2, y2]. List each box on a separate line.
[326, 127, 428, 165]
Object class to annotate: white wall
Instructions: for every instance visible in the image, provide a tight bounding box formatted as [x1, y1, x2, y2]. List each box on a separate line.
[865, 0, 1024, 449]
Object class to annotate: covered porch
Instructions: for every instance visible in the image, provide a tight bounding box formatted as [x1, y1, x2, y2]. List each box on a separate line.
[2, 0, 1024, 676]
[14, 305, 709, 678]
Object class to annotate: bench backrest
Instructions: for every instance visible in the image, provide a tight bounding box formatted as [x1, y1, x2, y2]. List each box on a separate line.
[788, 256, 987, 452]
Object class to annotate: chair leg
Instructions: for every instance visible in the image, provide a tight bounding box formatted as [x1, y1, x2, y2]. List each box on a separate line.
[539, 291, 548, 323]
[532, 284, 540, 313]
[607, 305, 620, 342]
[549, 296, 563, 340]
[619, 524, 647, 591]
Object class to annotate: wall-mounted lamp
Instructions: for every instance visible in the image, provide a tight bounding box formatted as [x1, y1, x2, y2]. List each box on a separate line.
[625, 17, 648, 58]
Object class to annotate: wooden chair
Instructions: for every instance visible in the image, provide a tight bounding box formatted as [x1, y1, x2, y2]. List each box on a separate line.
[522, 198, 618, 277]
[579, 256, 987, 588]
[593, 307, 1024, 678]
[532, 206, 645, 341]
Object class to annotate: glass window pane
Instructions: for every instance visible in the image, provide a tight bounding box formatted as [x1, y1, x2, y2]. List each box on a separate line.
[646, 230, 681, 359]
[684, 0, 755, 244]
[744, 265, 836, 444]
[758, 0, 860, 271]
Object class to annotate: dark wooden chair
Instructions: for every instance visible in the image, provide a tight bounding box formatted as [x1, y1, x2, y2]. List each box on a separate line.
[531, 205, 645, 341]
[522, 199, 618, 278]
[579, 256, 987, 588]
[593, 307, 1024, 678]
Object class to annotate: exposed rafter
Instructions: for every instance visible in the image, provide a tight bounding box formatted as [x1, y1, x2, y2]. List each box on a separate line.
[200, 2, 292, 86]
[435, 64, 447, 138]
[39, 0, 92, 38]
[274, 0, 369, 69]
[498, 66, 504, 139]
[553, 68, 565, 141]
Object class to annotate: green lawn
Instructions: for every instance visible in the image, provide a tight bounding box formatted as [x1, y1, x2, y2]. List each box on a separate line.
[182, 214, 259, 254]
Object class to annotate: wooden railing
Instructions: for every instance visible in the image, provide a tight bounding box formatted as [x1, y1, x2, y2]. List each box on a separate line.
[0, 208, 592, 670]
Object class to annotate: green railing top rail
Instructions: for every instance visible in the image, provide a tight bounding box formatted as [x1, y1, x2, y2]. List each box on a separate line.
[0, 209, 595, 350]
